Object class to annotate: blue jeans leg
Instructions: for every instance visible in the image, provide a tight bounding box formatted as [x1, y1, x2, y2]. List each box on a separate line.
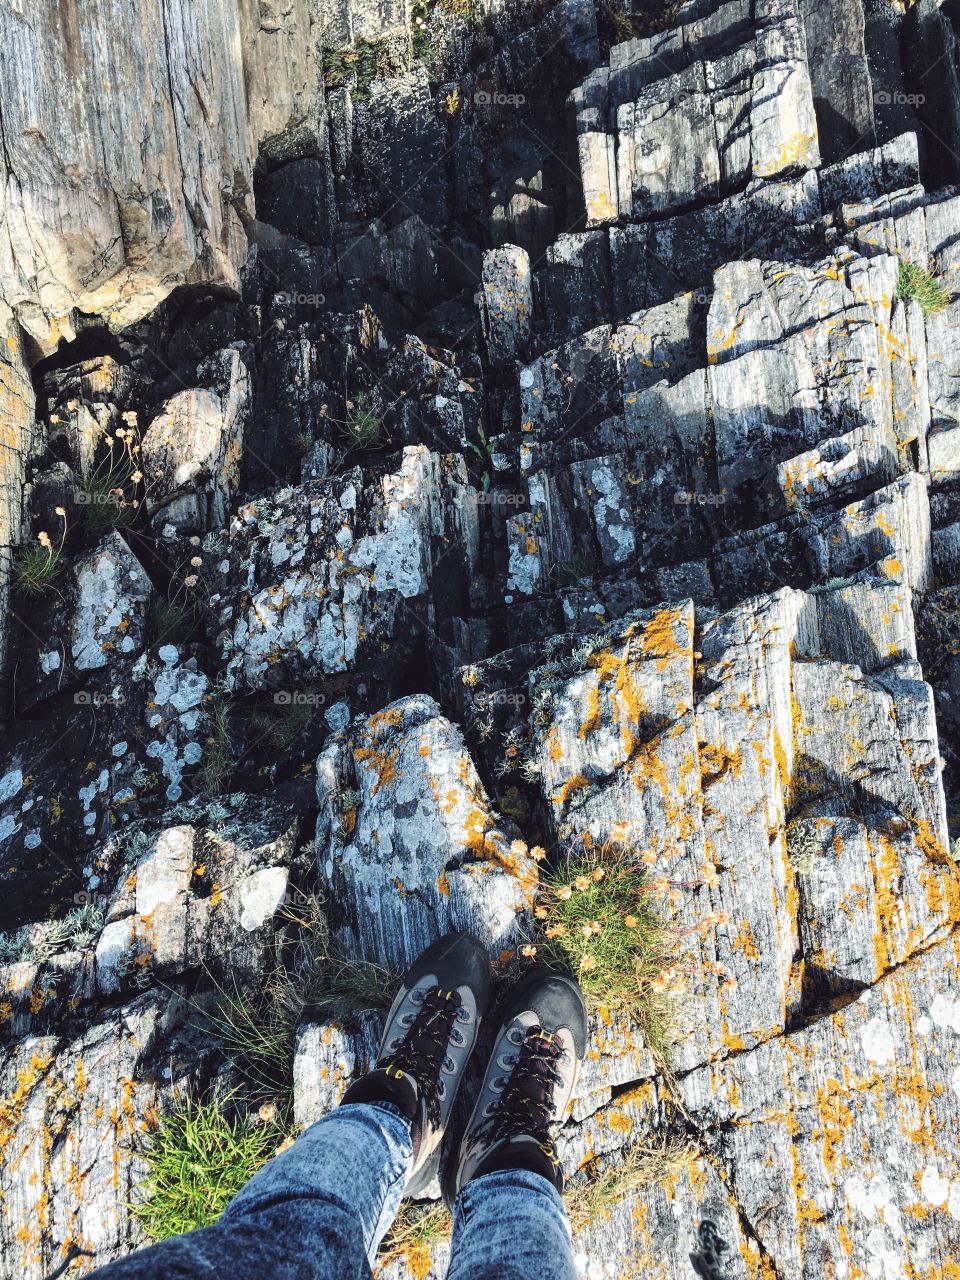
[445, 1168, 577, 1280]
[87, 1102, 413, 1280]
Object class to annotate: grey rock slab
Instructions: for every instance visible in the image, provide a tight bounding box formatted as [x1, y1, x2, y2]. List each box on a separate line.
[480, 245, 533, 367]
[0, 991, 180, 1279]
[142, 349, 250, 533]
[316, 694, 534, 972]
[94, 799, 300, 996]
[292, 1011, 383, 1128]
[679, 933, 960, 1279]
[217, 448, 479, 689]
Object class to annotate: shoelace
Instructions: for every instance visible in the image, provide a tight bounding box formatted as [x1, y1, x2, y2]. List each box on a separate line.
[380, 986, 463, 1126]
[479, 1024, 564, 1151]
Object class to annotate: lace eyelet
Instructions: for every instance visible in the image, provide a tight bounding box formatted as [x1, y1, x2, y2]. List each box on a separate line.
[492, 1076, 507, 1091]
[411, 989, 427, 1004]
[443, 1055, 456, 1073]
[507, 1027, 524, 1045]
[451, 1029, 465, 1046]
[437, 1080, 447, 1098]
[456, 1007, 471, 1023]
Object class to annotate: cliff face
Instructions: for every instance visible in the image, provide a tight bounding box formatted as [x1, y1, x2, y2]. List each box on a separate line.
[1, 0, 959, 1276]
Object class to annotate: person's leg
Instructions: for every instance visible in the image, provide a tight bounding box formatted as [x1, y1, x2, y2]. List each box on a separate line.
[89, 1100, 414, 1280]
[443, 968, 588, 1280]
[88, 932, 492, 1280]
[446, 1167, 577, 1280]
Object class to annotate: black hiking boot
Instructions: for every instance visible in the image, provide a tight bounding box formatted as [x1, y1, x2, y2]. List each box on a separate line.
[443, 967, 588, 1208]
[341, 931, 492, 1196]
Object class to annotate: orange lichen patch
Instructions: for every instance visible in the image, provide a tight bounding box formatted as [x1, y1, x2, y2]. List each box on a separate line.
[721, 1030, 746, 1052]
[553, 774, 590, 807]
[922, 858, 960, 924]
[732, 920, 760, 961]
[640, 608, 687, 669]
[896, 1065, 939, 1150]
[579, 684, 601, 739]
[606, 1108, 633, 1135]
[791, 1145, 825, 1229]
[418, 742, 431, 757]
[871, 833, 902, 974]
[912, 817, 949, 864]
[353, 742, 400, 796]
[699, 742, 743, 786]
[406, 1244, 434, 1280]
[814, 1077, 853, 1175]
[0, 1050, 52, 1160]
[437, 871, 450, 898]
[546, 725, 563, 762]
[366, 707, 404, 737]
[772, 727, 791, 800]
[463, 806, 497, 852]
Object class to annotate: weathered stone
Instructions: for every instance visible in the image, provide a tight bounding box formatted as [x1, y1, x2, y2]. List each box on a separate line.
[680, 933, 960, 1280]
[316, 694, 535, 971]
[143, 349, 250, 532]
[217, 447, 479, 689]
[480, 245, 532, 366]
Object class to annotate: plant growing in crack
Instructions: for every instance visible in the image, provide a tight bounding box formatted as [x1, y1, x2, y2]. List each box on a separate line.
[897, 257, 952, 316]
[13, 507, 68, 596]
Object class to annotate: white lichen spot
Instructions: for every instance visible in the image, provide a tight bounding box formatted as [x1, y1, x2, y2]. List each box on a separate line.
[239, 867, 288, 931]
[930, 992, 960, 1033]
[920, 1164, 950, 1207]
[859, 1015, 896, 1065]
[0, 769, 24, 806]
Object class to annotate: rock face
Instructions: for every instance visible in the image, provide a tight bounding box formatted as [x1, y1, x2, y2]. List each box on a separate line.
[1, 0, 960, 1276]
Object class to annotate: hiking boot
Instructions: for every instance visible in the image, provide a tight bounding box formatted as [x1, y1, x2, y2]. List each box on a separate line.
[341, 931, 491, 1196]
[443, 967, 587, 1207]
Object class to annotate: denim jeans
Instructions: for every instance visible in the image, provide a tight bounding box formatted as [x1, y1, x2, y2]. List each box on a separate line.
[90, 1102, 577, 1280]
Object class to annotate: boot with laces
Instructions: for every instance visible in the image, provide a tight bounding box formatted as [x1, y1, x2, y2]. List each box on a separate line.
[443, 967, 587, 1207]
[341, 931, 491, 1196]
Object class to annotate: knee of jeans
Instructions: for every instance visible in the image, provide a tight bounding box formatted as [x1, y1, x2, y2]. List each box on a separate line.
[224, 1194, 368, 1259]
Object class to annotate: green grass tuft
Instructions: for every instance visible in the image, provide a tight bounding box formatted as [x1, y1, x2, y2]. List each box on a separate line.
[132, 1098, 282, 1241]
[201, 898, 397, 1097]
[897, 259, 952, 316]
[12, 543, 63, 596]
[535, 846, 681, 1061]
[342, 392, 383, 449]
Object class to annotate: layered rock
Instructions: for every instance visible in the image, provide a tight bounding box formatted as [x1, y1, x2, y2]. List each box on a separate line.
[1, 0, 960, 1276]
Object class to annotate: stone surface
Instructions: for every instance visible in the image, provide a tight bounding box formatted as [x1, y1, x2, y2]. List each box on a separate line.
[1, 0, 960, 1277]
[142, 349, 250, 532]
